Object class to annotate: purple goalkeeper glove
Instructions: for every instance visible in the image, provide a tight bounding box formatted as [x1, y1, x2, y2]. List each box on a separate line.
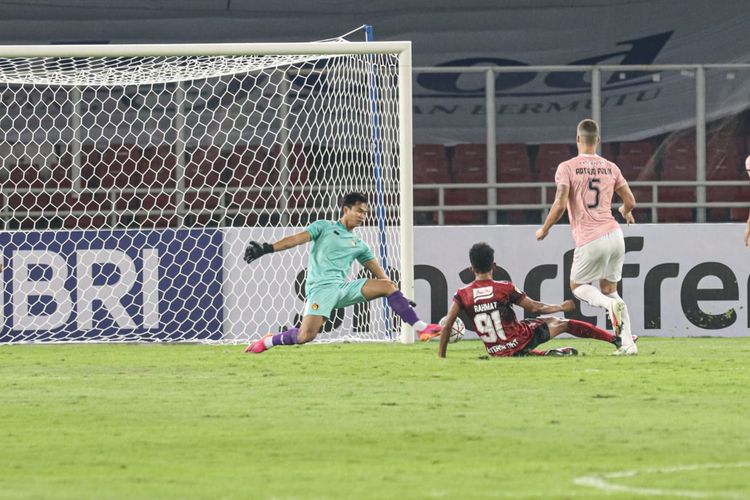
[244, 241, 274, 264]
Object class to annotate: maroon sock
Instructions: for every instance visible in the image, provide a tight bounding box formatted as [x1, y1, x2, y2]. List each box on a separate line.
[567, 320, 614, 343]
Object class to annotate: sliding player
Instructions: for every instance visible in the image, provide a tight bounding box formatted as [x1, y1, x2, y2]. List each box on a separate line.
[536, 118, 638, 355]
[243, 192, 442, 353]
[438, 242, 632, 358]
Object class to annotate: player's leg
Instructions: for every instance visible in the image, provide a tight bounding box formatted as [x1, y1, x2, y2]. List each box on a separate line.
[600, 279, 637, 355]
[511, 320, 569, 356]
[570, 239, 616, 309]
[244, 286, 334, 353]
[359, 278, 441, 340]
[600, 230, 637, 355]
[545, 316, 616, 343]
[244, 314, 326, 354]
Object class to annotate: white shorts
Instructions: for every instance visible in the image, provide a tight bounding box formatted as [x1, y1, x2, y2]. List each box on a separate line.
[570, 229, 625, 284]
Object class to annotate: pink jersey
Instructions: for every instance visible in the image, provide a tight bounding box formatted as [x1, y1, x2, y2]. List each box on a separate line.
[555, 154, 627, 247]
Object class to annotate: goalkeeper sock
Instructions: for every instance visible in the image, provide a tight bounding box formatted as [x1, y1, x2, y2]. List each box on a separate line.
[566, 319, 614, 343]
[387, 290, 420, 326]
[270, 327, 299, 347]
[572, 284, 613, 309]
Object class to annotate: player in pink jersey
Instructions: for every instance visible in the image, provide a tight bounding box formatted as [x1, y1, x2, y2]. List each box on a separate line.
[536, 119, 638, 355]
[438, 243, 630, 358]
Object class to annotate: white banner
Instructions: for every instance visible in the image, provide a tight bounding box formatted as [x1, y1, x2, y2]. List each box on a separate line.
[412, 224, 750, 338]
[222, 224, 750, 339]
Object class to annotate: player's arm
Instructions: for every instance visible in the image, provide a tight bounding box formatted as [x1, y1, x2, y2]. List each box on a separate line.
[744, 212, 750, 247]
[517, 296, 575, 315]
[536, 184, 569, 241]
[361, 258, 389, 281]
[615, 184, 636, 225]
[438, 300, 462, 358]
[243, 231, 311, 264]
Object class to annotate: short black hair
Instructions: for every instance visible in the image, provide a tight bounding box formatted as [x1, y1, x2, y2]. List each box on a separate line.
[469, 242, 494, 273]
[341, 192, 368, 209]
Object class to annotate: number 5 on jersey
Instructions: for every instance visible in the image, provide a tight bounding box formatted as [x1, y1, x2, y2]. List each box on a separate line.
[474, 311, 507, 342]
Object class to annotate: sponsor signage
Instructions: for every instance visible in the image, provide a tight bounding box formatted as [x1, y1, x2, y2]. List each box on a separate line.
[1, 229, 223, 342]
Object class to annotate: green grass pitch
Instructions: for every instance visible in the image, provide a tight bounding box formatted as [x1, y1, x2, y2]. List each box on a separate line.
[1, 338, 749, 499]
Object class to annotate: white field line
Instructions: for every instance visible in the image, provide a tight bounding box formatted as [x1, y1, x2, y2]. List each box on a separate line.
[574, 462, 750, 498]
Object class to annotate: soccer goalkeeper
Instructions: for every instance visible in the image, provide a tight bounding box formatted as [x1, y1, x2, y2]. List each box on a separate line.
[243, 192, 442, 353]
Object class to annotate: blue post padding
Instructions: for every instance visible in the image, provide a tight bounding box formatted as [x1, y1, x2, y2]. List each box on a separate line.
[364, 25, 393, 338]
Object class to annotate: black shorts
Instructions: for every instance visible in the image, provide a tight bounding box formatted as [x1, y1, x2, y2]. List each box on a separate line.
[512, 322, 551, 357]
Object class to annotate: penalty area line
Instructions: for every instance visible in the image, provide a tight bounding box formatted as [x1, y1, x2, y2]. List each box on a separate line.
[574, 462, 750, 498]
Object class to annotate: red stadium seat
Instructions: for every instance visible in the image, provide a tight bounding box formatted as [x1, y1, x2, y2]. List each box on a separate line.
[275, 144, 311, 209]
[63, 214, 108, 229]
[44, 164, 73, 189]
[229, 189, 277, 211]
[706, 143, 742, 181]
[59, 192, 111, 228]
[414, 144, 450, 183]
[6, 162, 44, 188]
[497, 143, 532, 182]
[6, 191, 61, 216]
[278, 144, 309, 184]
[730, 189, 750, 222]
[659, 137, 696, 222]
[185, 146, 225, 187]
[657, 187, 694, 222]
[79, 144, 102, 187]
[97, 145, 143, 188]
[227, 144, 278, 187]
[116, 192, 175, 211]
[443, 187, 487, 225]
[497, 143, 537, 220]
[661, 137, 696, 180]
[413, 144, 450, 210]
[184, 190, 221, 211]
[443, 211, 487, 225]
[141, 145, 177, 188]
[136, 214, 179, 229]
[535, 144, 572, 182]
[452, 144, 487, 182]
[616, 141, 657, 181]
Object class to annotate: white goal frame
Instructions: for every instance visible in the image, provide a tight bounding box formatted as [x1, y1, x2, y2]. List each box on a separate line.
[0, 41, 416, 344]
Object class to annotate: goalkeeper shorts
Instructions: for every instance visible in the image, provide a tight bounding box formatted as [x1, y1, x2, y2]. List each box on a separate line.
[304, 278, 368, 318]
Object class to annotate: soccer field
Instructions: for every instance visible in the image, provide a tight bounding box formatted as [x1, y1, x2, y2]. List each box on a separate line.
[1, 338, 749, 499]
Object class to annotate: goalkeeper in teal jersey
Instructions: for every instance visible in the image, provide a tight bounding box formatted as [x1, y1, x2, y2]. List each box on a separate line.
[243, 192, 442, 353]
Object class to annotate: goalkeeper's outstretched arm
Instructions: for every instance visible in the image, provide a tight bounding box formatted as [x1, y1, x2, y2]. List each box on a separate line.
[244, 231, 311, 264]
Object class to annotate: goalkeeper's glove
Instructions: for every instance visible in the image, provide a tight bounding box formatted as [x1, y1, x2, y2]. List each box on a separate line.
[244, 241, 274, 264]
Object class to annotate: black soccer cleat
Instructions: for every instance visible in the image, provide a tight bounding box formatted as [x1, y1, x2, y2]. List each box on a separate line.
[545, 347, 578, 357]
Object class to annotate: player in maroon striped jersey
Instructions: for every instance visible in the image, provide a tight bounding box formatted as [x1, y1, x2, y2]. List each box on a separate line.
[438, 242, 629, 358]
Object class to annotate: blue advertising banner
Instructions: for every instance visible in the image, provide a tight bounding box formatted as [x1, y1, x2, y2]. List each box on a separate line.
[1, 229, 223, 342]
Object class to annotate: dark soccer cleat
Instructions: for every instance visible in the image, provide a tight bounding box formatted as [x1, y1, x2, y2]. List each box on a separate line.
[544, 347, 578, 356]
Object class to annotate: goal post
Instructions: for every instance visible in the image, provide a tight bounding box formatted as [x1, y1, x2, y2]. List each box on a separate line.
[0, 41, 415, 344]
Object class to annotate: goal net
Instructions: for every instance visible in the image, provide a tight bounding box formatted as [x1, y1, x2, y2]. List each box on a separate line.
[0, 41, 414, 344]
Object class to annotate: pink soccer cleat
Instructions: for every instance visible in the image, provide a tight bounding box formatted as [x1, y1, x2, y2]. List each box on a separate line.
[418, 323, 442, 342]
[244, 334, 272, 353]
